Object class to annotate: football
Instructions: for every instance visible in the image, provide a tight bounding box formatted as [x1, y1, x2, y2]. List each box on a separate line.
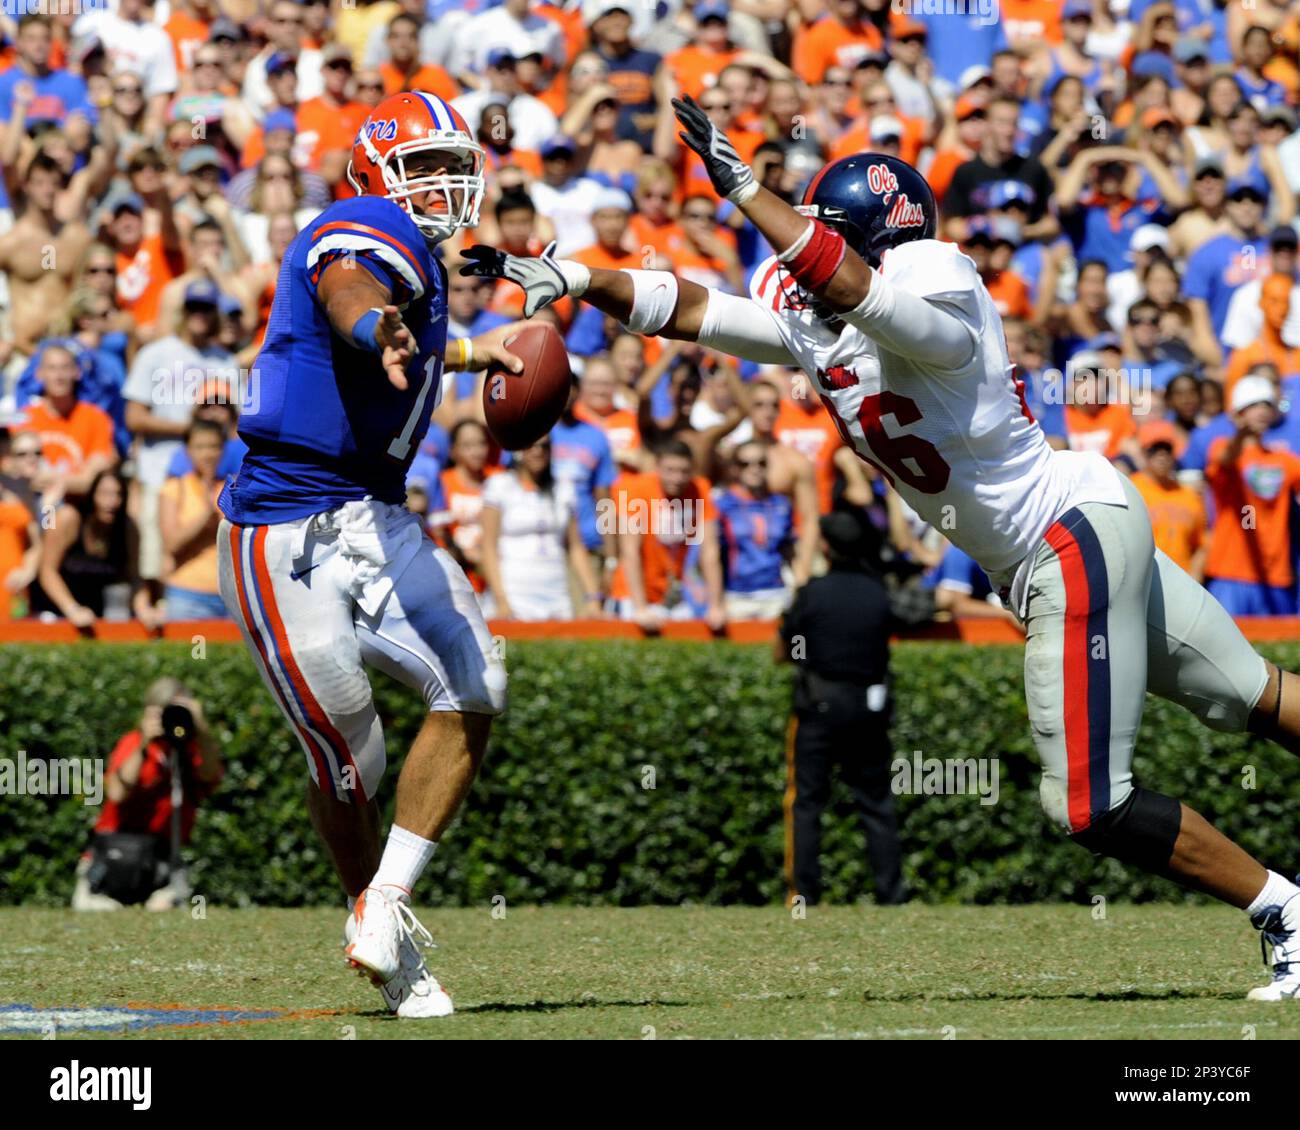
[481, 322, 573, 451]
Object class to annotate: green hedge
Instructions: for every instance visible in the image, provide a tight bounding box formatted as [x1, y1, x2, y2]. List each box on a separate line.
[2, 640, 1299, 907]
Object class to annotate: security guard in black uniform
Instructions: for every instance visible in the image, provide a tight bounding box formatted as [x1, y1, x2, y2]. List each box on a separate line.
[776, 510, 906, 906]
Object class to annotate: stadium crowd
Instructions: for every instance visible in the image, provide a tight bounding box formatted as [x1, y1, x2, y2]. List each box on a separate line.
[2, 0, 1300, 627]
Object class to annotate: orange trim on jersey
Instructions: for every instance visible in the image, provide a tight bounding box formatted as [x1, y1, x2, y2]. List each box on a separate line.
[312, 221, 428, 289]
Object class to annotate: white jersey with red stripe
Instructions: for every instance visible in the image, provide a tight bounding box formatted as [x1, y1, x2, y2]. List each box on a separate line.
[748, 239, 1125, 580]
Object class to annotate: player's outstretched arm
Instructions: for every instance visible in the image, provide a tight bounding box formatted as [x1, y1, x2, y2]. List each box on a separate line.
[459, 244, 796, 364]
[317, 258, 415, 390]
[671, 95, 976, 370]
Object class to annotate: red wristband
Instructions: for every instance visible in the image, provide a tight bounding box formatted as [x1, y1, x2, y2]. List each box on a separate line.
[785, 220, 847, 292]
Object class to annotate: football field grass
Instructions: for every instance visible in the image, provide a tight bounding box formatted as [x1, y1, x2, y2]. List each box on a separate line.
[3, 904, 1299, 1040]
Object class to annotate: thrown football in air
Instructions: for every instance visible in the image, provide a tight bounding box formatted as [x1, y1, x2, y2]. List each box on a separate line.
[482, 322, 573, 451]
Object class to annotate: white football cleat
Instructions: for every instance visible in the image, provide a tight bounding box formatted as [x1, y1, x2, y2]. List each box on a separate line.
[343, 897, 454, 1018]
[344, 886, 408, 983]
[1248, 890, 1300, 1001]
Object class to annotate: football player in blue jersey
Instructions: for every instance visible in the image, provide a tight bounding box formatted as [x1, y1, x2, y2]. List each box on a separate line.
[216, 92, 524, 1018]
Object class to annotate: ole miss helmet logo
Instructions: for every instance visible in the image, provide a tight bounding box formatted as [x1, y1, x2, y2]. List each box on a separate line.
[867, 162, 926, 231]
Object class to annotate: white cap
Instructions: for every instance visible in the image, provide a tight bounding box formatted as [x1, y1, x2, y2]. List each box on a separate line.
[1232, 375, 1279, 413]
[591, 186, 633, 214]
[959, 64, 993, 90]
[1130, 223, 1171, 253]
[582, 0, 629, 21]
[1067, 349, 1105, 378]
[870, 114, 904, 142]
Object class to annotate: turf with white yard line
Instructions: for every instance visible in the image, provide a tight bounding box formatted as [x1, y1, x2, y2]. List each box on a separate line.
[2, 905, 1297, 1039]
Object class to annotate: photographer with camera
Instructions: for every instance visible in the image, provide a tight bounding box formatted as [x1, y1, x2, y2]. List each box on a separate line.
[72, 677, 224, 911]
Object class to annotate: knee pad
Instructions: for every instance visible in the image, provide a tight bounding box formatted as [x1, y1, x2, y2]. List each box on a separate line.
[1069, 786, 1182, 873]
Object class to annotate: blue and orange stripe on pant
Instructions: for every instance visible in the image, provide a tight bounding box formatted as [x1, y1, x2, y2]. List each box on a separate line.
[227, 523, 363, 802]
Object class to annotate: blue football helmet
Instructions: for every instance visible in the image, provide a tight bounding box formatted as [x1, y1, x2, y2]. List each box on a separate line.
[797, 152, 937, 268]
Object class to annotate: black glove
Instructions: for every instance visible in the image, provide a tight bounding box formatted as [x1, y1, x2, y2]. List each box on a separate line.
[459, 241, 585, 318]
[672, 95, 757, 204]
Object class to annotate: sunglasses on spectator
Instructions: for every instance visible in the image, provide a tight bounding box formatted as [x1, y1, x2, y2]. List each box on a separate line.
[865, 97, 894, 107]
[86, 264, 115, 275]
[737, 457, 767, 469]
[594, 99, 618, 112]
[1229, 190, 1266, 203]
[356, 80, 384, 91]
[324, 59, 352, 71]
[114, 84, 143, 95]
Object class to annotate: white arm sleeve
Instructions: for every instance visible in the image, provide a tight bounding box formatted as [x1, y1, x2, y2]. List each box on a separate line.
[696, 289, 798, 366]
[841, 271, 979, 371]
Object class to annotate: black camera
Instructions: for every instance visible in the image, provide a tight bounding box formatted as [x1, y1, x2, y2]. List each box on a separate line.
[160, 702, 195, 746]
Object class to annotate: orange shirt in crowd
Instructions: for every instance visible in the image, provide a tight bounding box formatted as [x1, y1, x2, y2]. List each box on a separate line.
[983, 270, 1034, 319]
[165, 10, 211, 72]
[927, 146, 973, 205]
[773, 398, 841, 513]
[1204, 439, 1300, 588]
[831, 114, 926, 167]
[15, 399, 115, 475]
[664, 44, 742, 101]
[379, 61, 459, 101]
[159, 472, 222, 594]
[575, 402, 641, 465]
[999, 0, 1063, 47]
[1223, 340, 1300, 406]
[115, 234, 185, 333]
[437, 465, 501, 592]
[296, 97, 370, 173]
[1064, 403, 1136, 460]
[482, 146, 543, 180]
[628, 214, 690, 261]
[1130, 471, 1205, 576]
[608, 470, 718, 606]
[572, 242, 642, 273]
[0, 497, 34, 621]
[537, 0, 585, 65]
[791, 16, 884, 84]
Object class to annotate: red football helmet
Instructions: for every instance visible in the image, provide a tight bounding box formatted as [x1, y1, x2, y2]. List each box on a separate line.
[347, 92, 485, 244]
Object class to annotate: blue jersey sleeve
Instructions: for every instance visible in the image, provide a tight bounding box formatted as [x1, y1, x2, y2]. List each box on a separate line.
[593, 427, 617, 490]
[1180, 242, 1216, 304]
[302, 196, 434, 305]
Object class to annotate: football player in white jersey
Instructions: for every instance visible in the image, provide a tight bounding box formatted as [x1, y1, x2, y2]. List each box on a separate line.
[464, 96, 1300, 1000]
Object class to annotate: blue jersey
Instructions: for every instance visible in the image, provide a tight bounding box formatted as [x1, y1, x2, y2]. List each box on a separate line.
[715, 487, 792, 593]
[220, 196, 446, 524]
[1184, 233, 1269, 345]
[552, 417, 617, 551]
